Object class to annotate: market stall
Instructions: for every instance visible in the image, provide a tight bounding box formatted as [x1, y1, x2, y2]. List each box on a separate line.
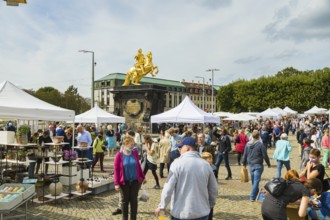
[74, 103, 125, 125]
[0, 80, 75, 212]
[150, 96, 220, 124]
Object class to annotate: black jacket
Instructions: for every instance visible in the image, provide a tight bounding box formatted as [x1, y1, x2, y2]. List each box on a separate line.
[213, 130, 231, 153]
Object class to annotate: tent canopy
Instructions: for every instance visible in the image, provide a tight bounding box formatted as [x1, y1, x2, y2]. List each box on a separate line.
[304, 106, 328, 115]
[222, 113, 257, 121]
[272, 107, 287, 116]
[283, 106, 298, 115]
[75, 104, 125, 124]
[258, 108, 281, 118]
[0, 81, 75, 121]
[151, 96, 220, 124]
[213, 112, 233, 118]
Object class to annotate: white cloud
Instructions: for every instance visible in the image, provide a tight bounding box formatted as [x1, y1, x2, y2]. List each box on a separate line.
[0, 0, 329, 97]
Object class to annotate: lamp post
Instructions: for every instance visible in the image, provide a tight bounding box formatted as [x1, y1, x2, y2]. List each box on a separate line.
[206, 68, 219, 113]
[195, 76, 205, 111]
[79, 50, 95, 108]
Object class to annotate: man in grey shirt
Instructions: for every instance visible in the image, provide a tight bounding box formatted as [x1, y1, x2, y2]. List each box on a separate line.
[155, 137, 218, 220]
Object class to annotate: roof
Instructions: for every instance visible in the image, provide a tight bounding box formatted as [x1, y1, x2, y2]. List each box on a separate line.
[96, 73, 185, 88]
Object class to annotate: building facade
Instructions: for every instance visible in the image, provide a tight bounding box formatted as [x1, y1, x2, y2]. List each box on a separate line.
[94, 73, 217, 113]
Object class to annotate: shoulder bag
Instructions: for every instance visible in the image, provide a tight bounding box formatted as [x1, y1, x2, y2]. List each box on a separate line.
[264, 177, 287, 197]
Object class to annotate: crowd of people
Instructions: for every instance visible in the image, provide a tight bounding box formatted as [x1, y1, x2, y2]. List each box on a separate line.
[2, 114, 330, 219]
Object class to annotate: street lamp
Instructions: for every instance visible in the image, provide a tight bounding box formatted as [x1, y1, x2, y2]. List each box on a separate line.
[206, 68, 219, 113]
[79, 50, 95, 108]
[195, 76, 205, 111]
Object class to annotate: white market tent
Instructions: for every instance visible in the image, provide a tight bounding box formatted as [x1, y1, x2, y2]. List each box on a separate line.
[150, 96, 220, 124]
[283, 106, 298, 115]
[258, 108, 281, 118]
[213, 112, 233, 118]
[0, 81, 75, 121]
[272, 107, 288, 116]
[75, 104, 125, 124]
[241, 112, 259, 117]
[222, 113, 257, 121]
[304, 106, 328, 115]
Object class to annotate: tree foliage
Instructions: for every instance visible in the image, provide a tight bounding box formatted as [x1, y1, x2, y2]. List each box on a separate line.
[32, 85, 90, 114]
[216, 67, 330, 113]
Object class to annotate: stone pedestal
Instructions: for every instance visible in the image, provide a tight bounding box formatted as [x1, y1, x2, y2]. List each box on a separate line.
[112, 85, 167, 132]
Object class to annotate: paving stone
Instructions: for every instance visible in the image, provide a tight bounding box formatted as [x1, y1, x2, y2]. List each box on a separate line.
[4, 134, 329, 219]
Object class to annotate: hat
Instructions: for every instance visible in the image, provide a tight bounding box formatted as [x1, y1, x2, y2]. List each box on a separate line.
[280, 133, 288, 139]
[210, 141, 217, 146]
[176, 137, 196, 148]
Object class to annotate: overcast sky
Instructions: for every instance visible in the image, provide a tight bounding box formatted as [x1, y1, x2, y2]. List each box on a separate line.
[1, 0, 329, 97]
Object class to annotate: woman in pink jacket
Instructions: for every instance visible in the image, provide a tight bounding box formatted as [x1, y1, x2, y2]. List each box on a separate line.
[235, 129, 249, 166]
[114, 135, 145, 220]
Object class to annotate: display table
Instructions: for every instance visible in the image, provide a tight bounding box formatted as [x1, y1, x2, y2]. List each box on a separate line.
[0, 193, 35, 220]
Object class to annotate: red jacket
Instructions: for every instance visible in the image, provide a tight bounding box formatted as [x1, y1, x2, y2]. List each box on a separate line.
[114, 150, 145, 186]
[235, 133, 249, 153]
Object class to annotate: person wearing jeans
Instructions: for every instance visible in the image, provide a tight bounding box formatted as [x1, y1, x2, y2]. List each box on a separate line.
[242, 130, 271, 201]
[273, 133, 292, 178]
[215, 152, 232, 180]
[249, 164, 264, 201]
[213, 128, 232, 180]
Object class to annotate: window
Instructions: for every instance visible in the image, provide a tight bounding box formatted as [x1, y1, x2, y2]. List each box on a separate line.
[107, 98, 110, 105]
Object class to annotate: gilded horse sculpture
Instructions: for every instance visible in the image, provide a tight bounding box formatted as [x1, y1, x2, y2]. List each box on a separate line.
[122, 49, 159, 86]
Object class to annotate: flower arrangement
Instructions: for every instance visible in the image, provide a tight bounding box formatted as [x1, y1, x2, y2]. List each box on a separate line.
[63, 150, 77, 161]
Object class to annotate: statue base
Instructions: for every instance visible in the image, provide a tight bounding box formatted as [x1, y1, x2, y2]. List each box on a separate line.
[112, 85, 167, 133]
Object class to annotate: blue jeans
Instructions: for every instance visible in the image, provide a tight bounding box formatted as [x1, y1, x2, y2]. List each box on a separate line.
[276, 160, 290, 178]
[172, 215, 209, 220]
[215, 152, 232, 179]
[249, 164, 264, 200]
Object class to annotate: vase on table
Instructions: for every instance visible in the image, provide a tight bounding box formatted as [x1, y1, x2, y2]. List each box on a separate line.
[76, 178, 88, 193]
[49, 179, 63, 196]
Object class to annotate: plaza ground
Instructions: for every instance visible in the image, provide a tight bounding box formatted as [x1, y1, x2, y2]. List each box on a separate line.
[7, 134, 329, 219]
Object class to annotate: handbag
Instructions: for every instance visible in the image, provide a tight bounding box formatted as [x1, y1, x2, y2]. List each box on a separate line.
[235, 135, 240, 144]
[240, 167, 249, 182]
[323, 172, 330, 192]
[139, 188, 149, 202]
[264, 177, 287, 197]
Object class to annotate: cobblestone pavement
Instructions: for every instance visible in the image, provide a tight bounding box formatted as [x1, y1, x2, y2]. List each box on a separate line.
[8, 135, 329, 219]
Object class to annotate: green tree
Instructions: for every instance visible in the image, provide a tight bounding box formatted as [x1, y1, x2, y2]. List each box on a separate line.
[35, 87, 63, 106]
[216, 67, 330, 112]
[63, 85, 90, 114]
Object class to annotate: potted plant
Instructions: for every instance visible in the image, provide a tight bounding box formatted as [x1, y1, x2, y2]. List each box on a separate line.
[17, 150, 27, 162]
[16, 124, 30, 145]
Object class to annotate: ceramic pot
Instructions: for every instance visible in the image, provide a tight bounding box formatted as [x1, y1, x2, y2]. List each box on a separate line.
[49, 180, 63, 196]
[16, 134, 28, 145]
[76, 178, 88, 193]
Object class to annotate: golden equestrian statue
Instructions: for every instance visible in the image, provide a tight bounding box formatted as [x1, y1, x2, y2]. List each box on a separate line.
[122, 48, 159, 86]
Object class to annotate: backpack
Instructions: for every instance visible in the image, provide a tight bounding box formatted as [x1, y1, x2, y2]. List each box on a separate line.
[264, 178, 287, 197]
